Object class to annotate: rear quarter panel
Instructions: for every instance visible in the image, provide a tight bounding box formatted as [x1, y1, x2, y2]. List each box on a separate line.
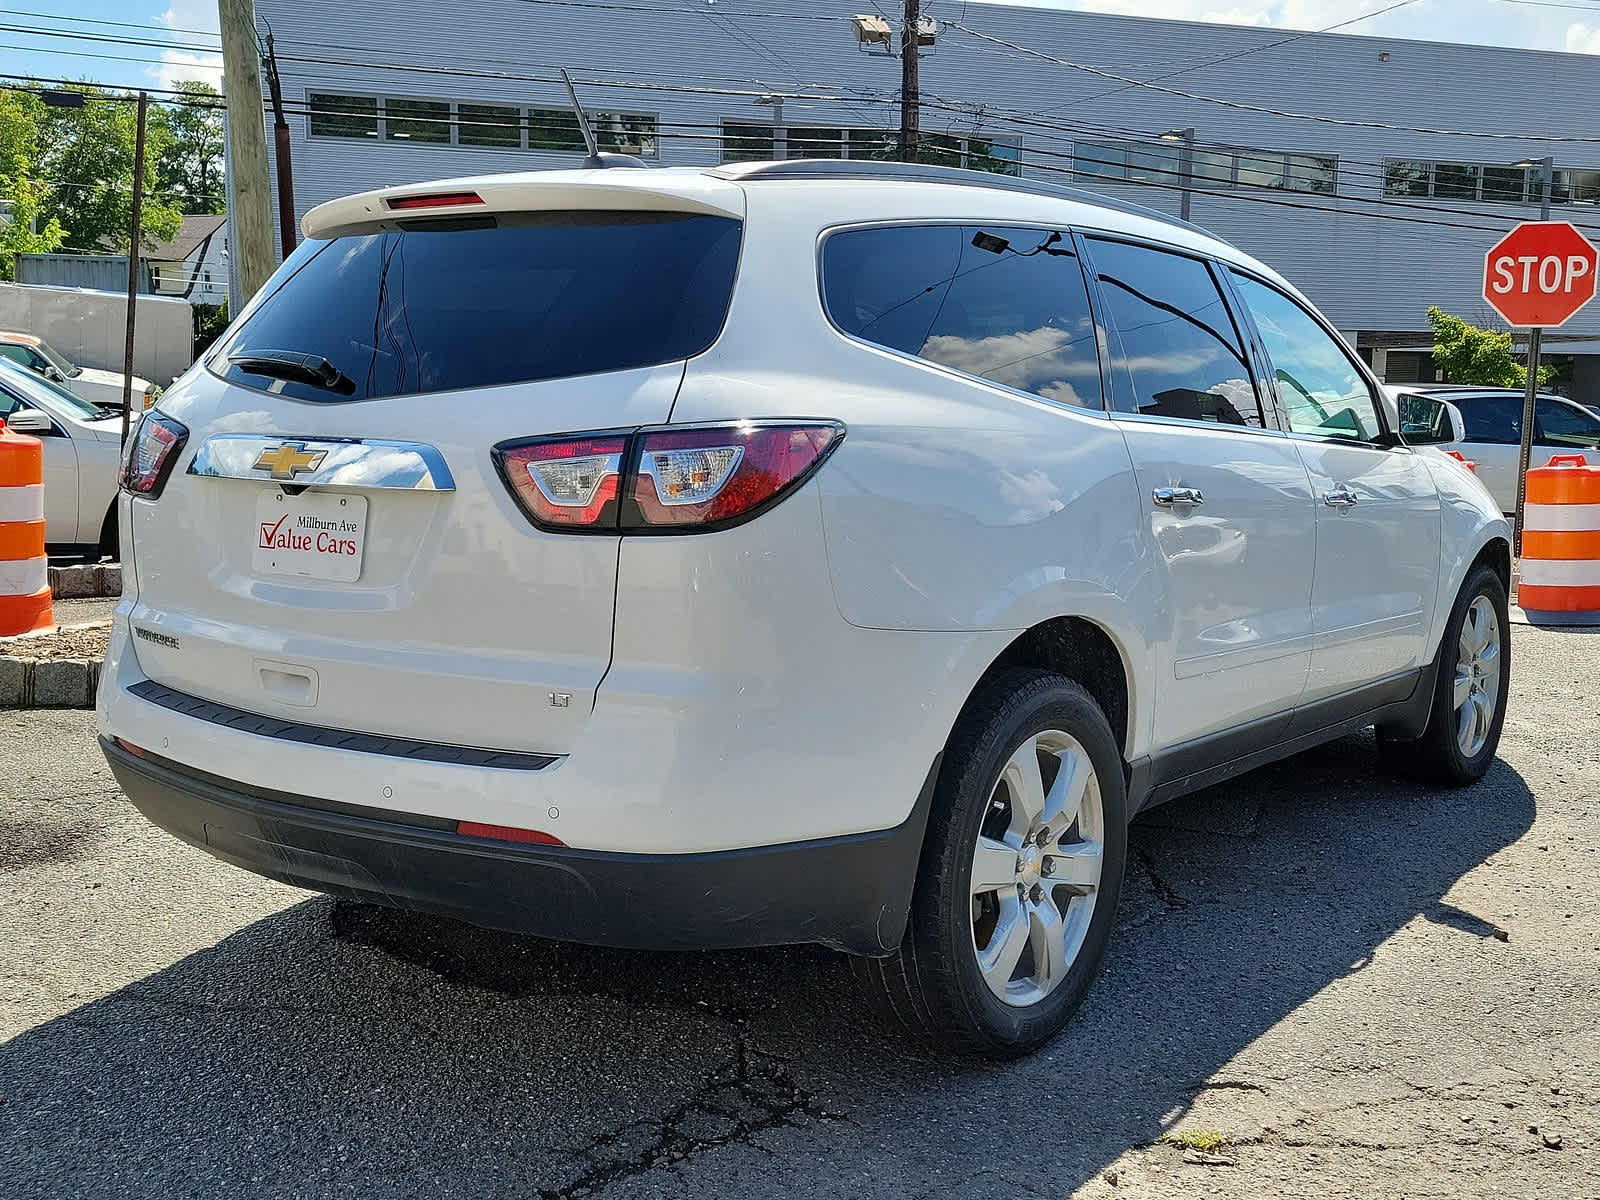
[670, 182, 1157, 758]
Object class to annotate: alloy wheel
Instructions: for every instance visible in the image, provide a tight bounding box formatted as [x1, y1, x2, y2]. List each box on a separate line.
[969, 729, 1105, 1008]
[1454, 594, 1502, 759]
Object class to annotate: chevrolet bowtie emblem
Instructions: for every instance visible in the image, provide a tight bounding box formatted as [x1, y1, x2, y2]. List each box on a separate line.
[252, 442, 327, 480]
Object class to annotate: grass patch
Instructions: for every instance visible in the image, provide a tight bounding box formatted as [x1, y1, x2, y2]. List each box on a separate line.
[1162, 1127, 1228, 1152]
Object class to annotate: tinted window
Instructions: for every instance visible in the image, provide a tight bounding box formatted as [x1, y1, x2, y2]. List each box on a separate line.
[1087, 238, 1260, 426]
[1453, 394, 1524, 445]
[1231, 273, 1382, 442]
[823, 224, 1103, 408]
[0, 345, 33, 369]
[213, 211, 742, 403]
[1538, 398, 1600, 448]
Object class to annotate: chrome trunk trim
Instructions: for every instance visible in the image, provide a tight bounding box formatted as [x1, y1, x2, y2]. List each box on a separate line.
[187, 435, 456, 491]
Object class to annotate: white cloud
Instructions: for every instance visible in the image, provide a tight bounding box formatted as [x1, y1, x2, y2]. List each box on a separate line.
[1565, 22, 1600, 53]
[150, 0, 223, 91]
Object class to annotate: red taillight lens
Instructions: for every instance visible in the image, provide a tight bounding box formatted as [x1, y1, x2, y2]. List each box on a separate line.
[121, 411, 189, 497]
[493, 435, 627, 531]
[386, 190, 484, 210]
[492, 422, 842, 535]
[628, 423, 843, 529]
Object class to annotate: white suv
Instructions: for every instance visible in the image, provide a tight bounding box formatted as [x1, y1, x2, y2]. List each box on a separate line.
[97, 162, 1511, 1057]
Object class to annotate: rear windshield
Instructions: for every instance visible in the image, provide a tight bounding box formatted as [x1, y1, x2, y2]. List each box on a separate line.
[211, 210, 742, 403]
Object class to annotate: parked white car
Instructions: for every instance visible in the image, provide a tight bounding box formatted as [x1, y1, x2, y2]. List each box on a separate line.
[1387, 384, 1600, 513]
[97, 162, 1511, 1056]
[0, 357, 124, 555]
[0, 331, 158, 413]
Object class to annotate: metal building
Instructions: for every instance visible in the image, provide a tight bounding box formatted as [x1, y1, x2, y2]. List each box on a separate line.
[253, 0, 1600, 395]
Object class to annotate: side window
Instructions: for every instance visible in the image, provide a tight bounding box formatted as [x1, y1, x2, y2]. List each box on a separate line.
[822, 224, 1104, 409]
[1456, 394, 1523, 445]
[0, 345, 33, 370]
[1538, 398, 1600, 448]
[1230, 273, 1384, 442]
[1085, 238, 1262, 427]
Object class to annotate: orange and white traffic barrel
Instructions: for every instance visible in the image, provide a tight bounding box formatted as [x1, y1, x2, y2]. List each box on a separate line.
[1520, 453, 1600, 625]
[0, 416, 52, 636]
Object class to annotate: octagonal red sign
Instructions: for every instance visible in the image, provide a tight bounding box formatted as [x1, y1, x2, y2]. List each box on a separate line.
[1483, 221, 1599, 328]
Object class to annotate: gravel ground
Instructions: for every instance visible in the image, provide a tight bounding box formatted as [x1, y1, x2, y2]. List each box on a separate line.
[0, 622, 1596, 1199]
[0, 623, 110, 661]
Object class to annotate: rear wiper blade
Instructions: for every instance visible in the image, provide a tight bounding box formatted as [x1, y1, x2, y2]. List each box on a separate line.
[229, 349, 356, 396]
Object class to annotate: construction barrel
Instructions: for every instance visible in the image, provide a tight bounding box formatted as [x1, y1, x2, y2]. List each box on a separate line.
[0, 416, 52, 636]
[1520, 453, 1600, 625]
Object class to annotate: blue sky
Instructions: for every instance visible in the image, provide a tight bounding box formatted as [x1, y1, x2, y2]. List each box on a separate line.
[2, 0, 1597, 96]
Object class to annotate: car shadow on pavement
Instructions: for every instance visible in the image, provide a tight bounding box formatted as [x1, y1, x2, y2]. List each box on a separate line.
[0, 731, 1535, 1200]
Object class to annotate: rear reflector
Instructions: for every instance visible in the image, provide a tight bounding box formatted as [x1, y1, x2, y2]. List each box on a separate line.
[456, 821, 564, 846]
[386, 190, 484, 210]
[112, 737, 148, 758]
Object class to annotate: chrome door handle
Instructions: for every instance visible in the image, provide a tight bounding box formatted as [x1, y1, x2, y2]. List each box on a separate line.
[1153, 486, 1204, 507]
[1323, 486, 1359, 508]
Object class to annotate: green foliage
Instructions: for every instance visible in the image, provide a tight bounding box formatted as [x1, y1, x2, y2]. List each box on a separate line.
[0, 91, 64, 275]
[1426, 306, 1555, 388]
[192, 298, 229, 357]
[155, 81, 225, 215]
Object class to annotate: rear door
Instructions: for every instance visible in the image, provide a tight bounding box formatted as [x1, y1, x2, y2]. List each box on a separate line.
[1082, 235, 1317, 750]
[128, 202, 743, 755]
[1229, 271, 1440, 701]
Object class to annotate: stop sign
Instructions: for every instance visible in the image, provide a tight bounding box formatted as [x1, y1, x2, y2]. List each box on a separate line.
[1483, 221, 1599, 327]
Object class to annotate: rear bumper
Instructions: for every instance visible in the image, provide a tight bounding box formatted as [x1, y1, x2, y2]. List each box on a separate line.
[102, 736, 936, 956]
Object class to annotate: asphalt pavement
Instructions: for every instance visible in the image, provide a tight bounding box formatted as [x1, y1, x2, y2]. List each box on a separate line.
[1, 622, 1596, 1199]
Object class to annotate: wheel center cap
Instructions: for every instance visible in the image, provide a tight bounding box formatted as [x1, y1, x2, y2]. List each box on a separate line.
[1017, 847, 1042, 888]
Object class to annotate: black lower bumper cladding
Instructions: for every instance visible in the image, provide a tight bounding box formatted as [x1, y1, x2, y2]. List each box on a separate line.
[101, 736, 937, 957]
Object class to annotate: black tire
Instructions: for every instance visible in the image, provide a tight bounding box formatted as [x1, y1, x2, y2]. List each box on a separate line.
[1378, 563, 1509, 786]
[854, 668, 1128, 1059]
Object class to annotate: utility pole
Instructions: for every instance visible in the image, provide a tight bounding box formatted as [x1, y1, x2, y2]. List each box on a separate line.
[1512, 154, 1556, 553]
[261, 23, 296, 260]
[900, 0, 920, 163]
[217, 0, 275, 304]
[121, 90, 147, 447]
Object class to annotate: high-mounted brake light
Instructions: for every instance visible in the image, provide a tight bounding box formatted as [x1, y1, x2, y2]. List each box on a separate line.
[121, 411, 189, 497]
[491, 422, 843, 534]
[385, 190, 484, 211]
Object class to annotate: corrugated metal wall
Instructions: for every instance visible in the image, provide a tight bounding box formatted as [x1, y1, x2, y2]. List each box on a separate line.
[17, 254, 152, 293]
[253, 0, 1600, 339]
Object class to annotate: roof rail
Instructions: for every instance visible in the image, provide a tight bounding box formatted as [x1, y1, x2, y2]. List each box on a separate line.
[705, 159, 1208, 235]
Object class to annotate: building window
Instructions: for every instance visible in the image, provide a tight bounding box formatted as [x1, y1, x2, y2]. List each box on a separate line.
[1076, 140, 1336, 195]
[385, 98, 451, 144]
[308, 92, 377, 139]
[459, 103, 521, 149]
[305, 91, 656, 156]
[719, 122, 1020, 175]
[1382, 159, 1600, 205]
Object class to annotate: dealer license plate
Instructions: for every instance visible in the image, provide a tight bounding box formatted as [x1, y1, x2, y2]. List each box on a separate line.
[252, 490, 368, 583]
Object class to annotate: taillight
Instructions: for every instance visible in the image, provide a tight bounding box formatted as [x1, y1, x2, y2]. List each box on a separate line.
[121, 411, 189, 497]
[629, 423, 842, 529]
[493, 434, 627, 532]
[492, 421, 842, 534]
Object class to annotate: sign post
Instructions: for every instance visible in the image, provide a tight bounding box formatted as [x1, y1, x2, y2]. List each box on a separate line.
[1481, 221, 1599, 551]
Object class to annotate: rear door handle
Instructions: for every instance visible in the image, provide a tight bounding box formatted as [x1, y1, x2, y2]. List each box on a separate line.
[1323, 485, 1359, 508]
[1153, 486, 1204, 507]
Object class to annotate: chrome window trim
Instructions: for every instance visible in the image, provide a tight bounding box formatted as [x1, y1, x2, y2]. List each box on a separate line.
[187, 435, 456, 491]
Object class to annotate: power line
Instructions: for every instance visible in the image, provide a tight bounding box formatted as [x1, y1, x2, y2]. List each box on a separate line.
[1036, 0, 1422, 115]
[0, 7, 220, 40]
[0, 20, 220, 54]
[941, 19, 1600, 144]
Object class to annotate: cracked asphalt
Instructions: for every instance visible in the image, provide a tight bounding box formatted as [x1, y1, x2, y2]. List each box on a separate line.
[2, 620, 1597, 1199]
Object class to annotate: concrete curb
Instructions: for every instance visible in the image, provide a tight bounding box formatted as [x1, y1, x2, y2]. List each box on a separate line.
[48, 563, 122, 600]
[0, 656, 101, 709]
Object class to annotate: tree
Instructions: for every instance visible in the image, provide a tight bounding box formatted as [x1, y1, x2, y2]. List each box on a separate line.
[0, 90, 65, 277]
[28, 83, 183, 254]
[154, 81, 225, 214]
[1426, 306, 1554, 388]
